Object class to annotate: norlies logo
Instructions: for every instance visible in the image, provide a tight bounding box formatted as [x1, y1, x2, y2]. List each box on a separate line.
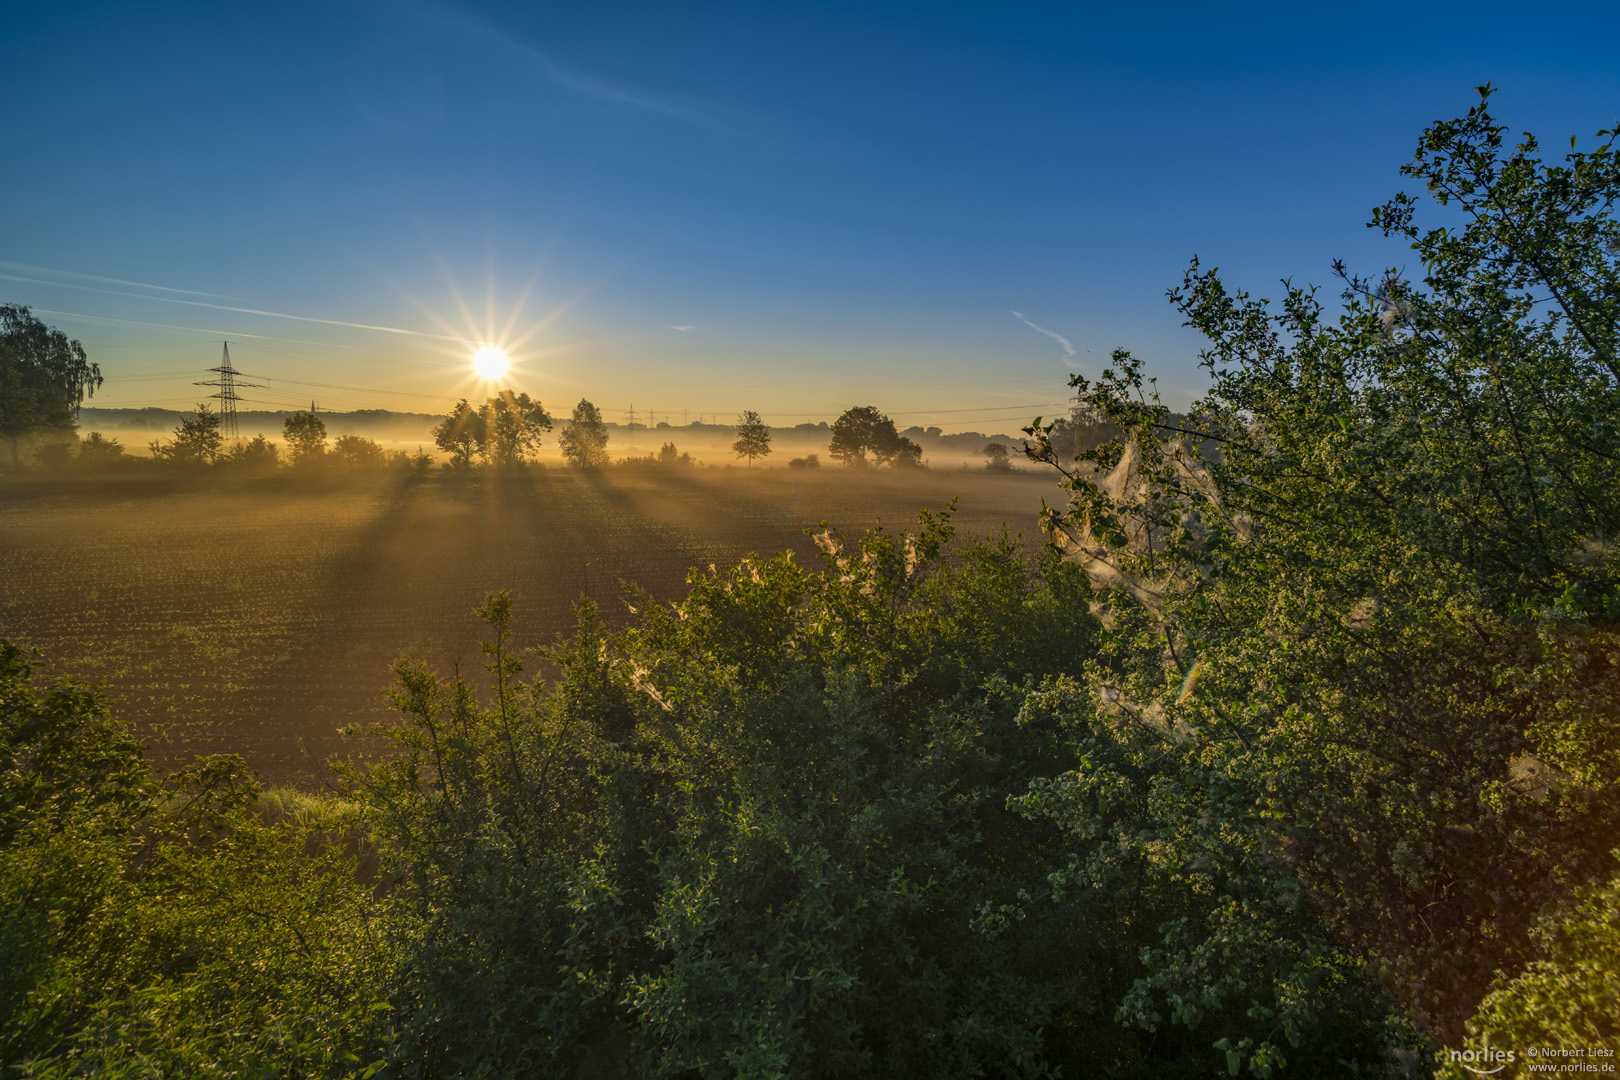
[1450, 1047, 1518, 1074]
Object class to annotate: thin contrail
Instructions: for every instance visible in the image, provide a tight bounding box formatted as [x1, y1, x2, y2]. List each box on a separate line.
[412, 0, 703, 121]
[30, 308, 352, 348]
[1011, 310, 1078, 366]
[1, 274, 468, 342]
[0, 260, 235, 299]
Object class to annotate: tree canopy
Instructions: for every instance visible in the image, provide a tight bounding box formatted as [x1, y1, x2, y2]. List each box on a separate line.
[481, 391, 552, 465]
[76, 431, 125, 465]
[282, 410, 328, 464]
[1023, 84, 1620, 1057]
[330, 434, 386, 469]
[558, 398, 609, 467]
[828, 405, 922, 467]
[731, 409, 772, 466]
[0, 305, 102, 466]
[149, 403, 224, 465]
[431, 399, 482, 468]
[224, 434, 278, 471]
[430, 391, 553, 467]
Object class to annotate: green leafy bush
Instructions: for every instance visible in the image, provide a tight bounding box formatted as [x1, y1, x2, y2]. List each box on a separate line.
[0, 643, 396, 1076]
[1441, 860, 1620, 1076]
[341, 507, 1410, 1077]
[1023, 85, 1620, 1064]
[0, 511, 1424, 1077]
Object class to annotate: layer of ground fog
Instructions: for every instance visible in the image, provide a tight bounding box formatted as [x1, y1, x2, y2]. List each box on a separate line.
[0, 467, 1052, 784]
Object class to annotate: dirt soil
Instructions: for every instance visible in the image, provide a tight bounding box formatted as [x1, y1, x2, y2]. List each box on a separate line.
[0, 466, 1056, 784]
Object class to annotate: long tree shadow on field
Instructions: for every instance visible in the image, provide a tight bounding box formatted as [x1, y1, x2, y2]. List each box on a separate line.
[571, 466, 822, 586]
[222, 466, 1050, 786]
[223, 469, 436, 783]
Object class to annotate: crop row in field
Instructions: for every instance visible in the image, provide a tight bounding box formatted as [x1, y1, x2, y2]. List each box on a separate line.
[0, 467, 1055, 783]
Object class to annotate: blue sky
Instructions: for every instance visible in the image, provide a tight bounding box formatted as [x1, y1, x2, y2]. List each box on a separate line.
[2, 1, 1616, 430]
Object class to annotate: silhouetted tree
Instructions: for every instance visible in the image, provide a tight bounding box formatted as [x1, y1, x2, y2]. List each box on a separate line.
[150, 403, 224, 465]
[481, 391, 552, 465]
[224, 434, 278, 471]
[891, 438, 923, 468]
[431, 399, 482, 469]
[283, 410, 328, 464]
[559, 398, 609, 467]
[982, 442, 1012, 471]
[731, 410, 772, 467]
[0, 305, 102, 466]
[828, 405, 922, 468]
[657, 441, 693, 466]
[77, 431, 125, 466]
[331, 434, 386, 469]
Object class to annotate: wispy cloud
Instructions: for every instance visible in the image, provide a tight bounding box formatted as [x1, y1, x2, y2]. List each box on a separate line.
[412, 1, 704, 122]
[1011, 310, 1078, 368]
[670, 325, 697, 332]
[1, 274, 468, 342]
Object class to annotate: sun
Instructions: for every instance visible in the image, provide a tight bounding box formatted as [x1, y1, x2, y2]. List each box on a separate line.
[471, 345, 510, 380]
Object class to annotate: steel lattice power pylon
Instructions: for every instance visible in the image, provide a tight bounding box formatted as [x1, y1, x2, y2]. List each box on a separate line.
[195, 342, 265, 440]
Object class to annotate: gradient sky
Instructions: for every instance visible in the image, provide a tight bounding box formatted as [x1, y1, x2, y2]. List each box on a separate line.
[2, 1, 1616, 431]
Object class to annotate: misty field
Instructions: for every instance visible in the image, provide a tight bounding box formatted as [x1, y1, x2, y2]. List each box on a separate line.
[0, 466, 1051, 783]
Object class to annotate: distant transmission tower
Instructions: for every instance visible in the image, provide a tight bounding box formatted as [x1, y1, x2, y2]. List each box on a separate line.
[194, 342, 265, 439]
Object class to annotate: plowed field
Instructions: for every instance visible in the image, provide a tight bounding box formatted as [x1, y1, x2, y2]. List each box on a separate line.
[1, 467, 1054, 783]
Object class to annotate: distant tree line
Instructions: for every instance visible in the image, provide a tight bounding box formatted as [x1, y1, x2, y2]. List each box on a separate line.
[127, 404, 428, 473]
[2, 321, 1030, 475]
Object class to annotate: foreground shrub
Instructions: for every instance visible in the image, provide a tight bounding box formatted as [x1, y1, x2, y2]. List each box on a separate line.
[348, 509, 1411, 1077]
[0, 642, 396, 1076]
[1441, 862, 1620, 1075]
[1023, 86, 1620, 1066]
[2, 502, 1419, 1077]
